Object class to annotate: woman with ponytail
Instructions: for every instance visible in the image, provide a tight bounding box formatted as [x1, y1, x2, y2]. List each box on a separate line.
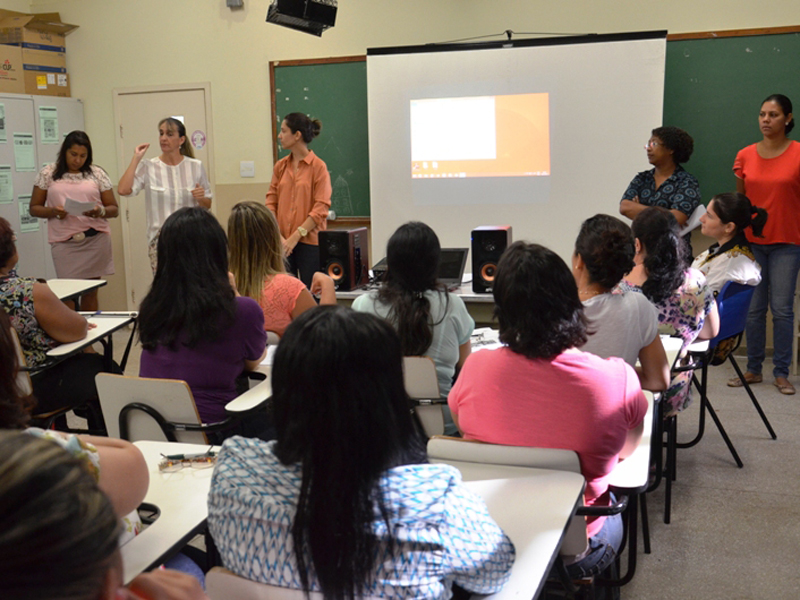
[266, 112, 332, 287]
[573, 214, 670, 393]
[692, 192, 767, 293]
[620, 207, 719, 414]
[352, 222, 474, 435]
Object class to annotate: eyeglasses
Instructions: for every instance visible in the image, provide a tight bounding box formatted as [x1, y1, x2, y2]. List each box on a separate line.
[644, 140, 663, 150]
[158, 449, 217, 472]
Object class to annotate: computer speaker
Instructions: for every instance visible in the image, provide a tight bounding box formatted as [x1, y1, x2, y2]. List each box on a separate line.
[318, 228, 369, 291]
[471, 226, 512, 294]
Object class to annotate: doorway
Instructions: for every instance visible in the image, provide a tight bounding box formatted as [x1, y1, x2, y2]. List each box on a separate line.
[113, 84, 215, 310]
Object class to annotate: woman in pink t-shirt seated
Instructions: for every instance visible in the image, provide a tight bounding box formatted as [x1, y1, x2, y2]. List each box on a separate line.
[228, 201, 336, 338]
[449, 241, 647, 579]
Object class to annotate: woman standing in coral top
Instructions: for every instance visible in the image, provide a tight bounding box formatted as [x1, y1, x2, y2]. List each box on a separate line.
[731, 94, 800, 395]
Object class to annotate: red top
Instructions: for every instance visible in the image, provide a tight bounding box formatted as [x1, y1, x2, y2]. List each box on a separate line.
[265, 150, 331, 246]
[733, 141, 800, 245]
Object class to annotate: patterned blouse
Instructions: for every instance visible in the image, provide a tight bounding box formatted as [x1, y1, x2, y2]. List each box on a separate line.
[618, 268, 716, 414]
[0, 272, 58, 367]
[622, 166, 701, 217]
[208, 437, 515, 599]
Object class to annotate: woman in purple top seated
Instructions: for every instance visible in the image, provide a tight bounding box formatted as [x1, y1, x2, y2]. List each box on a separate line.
[138, 207, 267, 435]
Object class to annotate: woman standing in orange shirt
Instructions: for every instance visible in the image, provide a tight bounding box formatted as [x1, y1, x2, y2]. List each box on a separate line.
[731, 94, 800, 395]
[266, 113, 332, 287]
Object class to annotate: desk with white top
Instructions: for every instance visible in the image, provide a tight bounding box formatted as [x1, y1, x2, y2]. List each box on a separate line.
[45, 313, 136, 371]
[47, 278, 106, 309]
[121, 441, 219, 584]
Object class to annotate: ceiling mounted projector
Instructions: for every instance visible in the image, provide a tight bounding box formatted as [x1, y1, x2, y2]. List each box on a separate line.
[266, 0, 337, 37]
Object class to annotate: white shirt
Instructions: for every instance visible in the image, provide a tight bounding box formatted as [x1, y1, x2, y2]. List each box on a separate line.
[125, 156, 212, 242]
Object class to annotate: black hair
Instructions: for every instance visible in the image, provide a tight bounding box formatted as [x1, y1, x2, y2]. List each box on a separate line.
[493, 242, 588, 359]
[272, 306, 426, 600]
[53, 131, 94, 181]
[376, 222, 447, 356]
[762, 94, 794, 134]
[631, 207, 689, 304]
[652, 126, 694, 164]
[574, 214, 635, 289]
[138, 207, 236, 350]
[0, 217, 14, 269]
[0, 431, 120, 600]
[284, 112, 322, 144]
[710, 192, 767, 238]
[0, 310, 32, 429]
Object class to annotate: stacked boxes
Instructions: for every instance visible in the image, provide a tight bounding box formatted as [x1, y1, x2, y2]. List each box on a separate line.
[0, 10, 77, 97]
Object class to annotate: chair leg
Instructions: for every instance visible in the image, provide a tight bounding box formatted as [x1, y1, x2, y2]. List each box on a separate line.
[664, 416, 676, 524]
[676, 367, 708, 449]
[640, 493, 651, 554]
[703, 395, 744, 468]
[729, 356, 777, 440]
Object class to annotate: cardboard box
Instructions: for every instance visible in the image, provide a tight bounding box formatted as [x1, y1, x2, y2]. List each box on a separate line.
[0, 10, 77, 52]
[23, 69, 70, 97]
[19, 46, 66, 72]
[0, 43, 24, 94]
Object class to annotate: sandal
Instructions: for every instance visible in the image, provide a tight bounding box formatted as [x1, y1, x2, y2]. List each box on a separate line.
[727, 373, 763, 387]
[774, 378, 796, 395]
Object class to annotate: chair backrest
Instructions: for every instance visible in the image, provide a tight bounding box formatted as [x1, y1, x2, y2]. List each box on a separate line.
[9, 327, 33, 397]
[709, 281, 756, 347]
[95, 373, 207, 444]
[426, 436, 588, 556]
[678, 203, 707, 237]
[266, 331, 281, 346]
[403, 356, 444, 437]
[206, 567, 381, 600]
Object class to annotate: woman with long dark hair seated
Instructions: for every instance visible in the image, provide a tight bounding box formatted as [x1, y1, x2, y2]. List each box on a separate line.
[692, 192, 767, 293]
[138, 207, 267, 431]
[449, 242, 647, 580]
[208, 306, 514, 600]
[352, 222, 474, 435]
[620, 206, 719, 415]
[573, 214, 670, 392]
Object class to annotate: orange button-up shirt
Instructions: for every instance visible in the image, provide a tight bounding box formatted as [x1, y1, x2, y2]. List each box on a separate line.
[265, 150, 331, 246]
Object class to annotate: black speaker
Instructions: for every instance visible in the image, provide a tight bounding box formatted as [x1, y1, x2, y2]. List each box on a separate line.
[319, 228, 369, 291]
[471, 226, 512, 294]
[266, 0, 337, 37]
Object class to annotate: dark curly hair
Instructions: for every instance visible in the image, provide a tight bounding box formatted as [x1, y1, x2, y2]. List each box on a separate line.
[710, 192, 767, 238]
[762, 94, 794, 135]
[631, 207, 689, 304]
[652, 126, 694, 164]
[574, 214, 635, 289]
[0, 310, 33, 429]
[284, 112, 322, 144]
[0, 217, 15, 269]
[493, 242, 588, 359]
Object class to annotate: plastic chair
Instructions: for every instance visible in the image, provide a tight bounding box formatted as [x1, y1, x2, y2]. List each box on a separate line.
[403, 356, 445, 437]
[664, 281, 776, 522]
[95, 373, 244, 444]
[427, 435, 631, 597]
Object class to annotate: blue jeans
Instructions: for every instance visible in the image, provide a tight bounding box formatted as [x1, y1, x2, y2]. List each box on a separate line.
[746, 243, 800, 378]
[566, 508, 624, 579]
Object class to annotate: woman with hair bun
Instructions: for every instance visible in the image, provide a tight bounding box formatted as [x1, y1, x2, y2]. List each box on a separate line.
[731, 93, 800, 394]
[620, 126, 701, 231]
[620, 207, 719, 415]
[266, 112, 332, 287]
[692, 192, 767, 293]
[573, 214, 669, 392]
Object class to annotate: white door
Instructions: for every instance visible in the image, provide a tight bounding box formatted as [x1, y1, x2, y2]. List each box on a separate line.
[113, 84, 214, 310]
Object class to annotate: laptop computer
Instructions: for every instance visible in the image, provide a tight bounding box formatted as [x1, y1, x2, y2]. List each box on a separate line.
[371, 248, 468, 291]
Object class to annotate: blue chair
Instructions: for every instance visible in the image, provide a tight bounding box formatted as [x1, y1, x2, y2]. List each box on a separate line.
[663, 281, 777, 522]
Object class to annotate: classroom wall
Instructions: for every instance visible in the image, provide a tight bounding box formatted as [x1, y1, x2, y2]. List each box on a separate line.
[22, 0, 800, 310]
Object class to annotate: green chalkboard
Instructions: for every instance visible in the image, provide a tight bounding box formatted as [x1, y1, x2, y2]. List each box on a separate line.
[664, 30, 800, 203]
[271, 57, 370, 217]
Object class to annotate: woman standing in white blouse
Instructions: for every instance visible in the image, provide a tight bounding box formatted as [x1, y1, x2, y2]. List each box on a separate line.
[118, 117, 212, 271]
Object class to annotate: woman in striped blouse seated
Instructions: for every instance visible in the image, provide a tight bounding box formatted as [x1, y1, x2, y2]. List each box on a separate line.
[208, 306, 514, 600]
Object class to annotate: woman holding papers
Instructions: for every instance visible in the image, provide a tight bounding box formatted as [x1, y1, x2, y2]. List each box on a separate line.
[29, 131, 118, 312]
[730, 94, 800, 394]
[118, 117, 212, 273]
